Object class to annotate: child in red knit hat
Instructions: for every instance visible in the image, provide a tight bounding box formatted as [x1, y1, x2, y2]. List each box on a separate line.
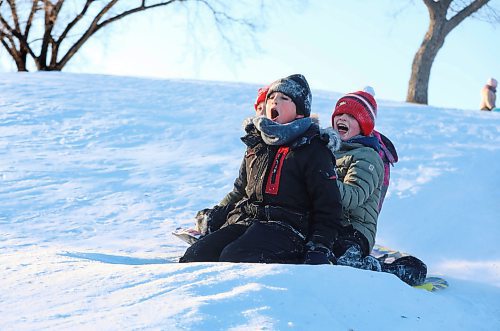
[254, 86, 269, 116]
[328, 90, 384, 271]
[330, 90, 424, 285]
[332, 90, 377, 138]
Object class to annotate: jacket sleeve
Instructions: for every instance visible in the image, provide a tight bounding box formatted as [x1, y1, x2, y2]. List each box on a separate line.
[303, 142, 343, 248]
[219, 156, 247, 207]
[336, 152, 383, 210]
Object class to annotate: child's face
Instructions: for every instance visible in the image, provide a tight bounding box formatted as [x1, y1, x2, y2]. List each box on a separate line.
[255, 102, 265, 116]
[266, 92, 303, 124]
[333, 113, 361, 141]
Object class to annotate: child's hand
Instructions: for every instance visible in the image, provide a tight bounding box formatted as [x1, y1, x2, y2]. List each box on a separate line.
[303, 242, 336, 265]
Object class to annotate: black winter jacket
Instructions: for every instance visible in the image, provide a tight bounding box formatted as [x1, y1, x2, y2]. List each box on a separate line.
[224, 122, 343, 248]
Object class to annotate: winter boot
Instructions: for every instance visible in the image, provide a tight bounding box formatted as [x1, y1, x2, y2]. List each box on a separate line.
[337, 244, 382, 272]
[381, 256, 427, 286]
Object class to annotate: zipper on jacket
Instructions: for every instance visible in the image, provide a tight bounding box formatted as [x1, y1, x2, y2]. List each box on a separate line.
[265, 146, 290, 195]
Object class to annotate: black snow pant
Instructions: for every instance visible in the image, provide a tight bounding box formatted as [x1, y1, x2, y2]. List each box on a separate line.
[179, 221, 306, 264]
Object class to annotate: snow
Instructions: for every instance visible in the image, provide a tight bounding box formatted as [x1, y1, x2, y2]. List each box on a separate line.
[1, 72, 500, 330]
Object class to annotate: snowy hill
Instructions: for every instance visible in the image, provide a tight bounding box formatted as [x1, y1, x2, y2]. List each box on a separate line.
[1, 73, 499, 330]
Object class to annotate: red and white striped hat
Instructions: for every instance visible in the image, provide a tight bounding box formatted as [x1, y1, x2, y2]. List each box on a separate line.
[332, 90, 377, 136]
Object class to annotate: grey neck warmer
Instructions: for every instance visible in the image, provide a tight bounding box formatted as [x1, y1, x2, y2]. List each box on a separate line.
[252, 116, 313, 146]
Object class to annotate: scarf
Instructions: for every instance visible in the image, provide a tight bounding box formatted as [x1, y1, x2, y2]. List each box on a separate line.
[252, 116, 313, 146]
[487, 85, 497, 93]
[345, 134, 381, 152]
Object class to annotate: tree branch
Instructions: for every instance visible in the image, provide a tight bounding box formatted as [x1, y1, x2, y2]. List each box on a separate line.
[39, 0, 64, 68]
[56, 0, 93, 45]
[446, 0, 490, 32]
[57, 0, 178, 69]
[422, 0, 437, 8]
[0, 31, 17, 59]
[0, 9, 36, 59]
[49, 35, 57, 67]
[96, 0, 178, 28]
[440, 0, 454, 9]
[6, 0, 20, 33]
[24, 0, 40, 38]
[196, 0, 255, 29]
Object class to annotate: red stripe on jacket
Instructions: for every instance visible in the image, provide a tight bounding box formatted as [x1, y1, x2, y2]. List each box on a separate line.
[265, 146, 290, 195]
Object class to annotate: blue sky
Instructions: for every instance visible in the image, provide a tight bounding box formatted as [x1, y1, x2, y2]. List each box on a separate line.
[3, 1, 499, 110]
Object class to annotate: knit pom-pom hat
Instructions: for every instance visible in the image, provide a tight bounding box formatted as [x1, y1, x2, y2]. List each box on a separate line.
[332, 90, 377, 136]
[363, 85, 376, 97]
[254, 86, 269, 111]
[266, 74, 312, 117]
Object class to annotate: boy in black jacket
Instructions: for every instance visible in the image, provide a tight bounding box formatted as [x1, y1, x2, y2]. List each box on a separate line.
[180, 74, 343, 264]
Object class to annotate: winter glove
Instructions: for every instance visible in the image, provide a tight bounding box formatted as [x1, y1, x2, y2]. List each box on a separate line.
[194, 208, 212, 235]
[195, 204, 234, 235]
[303, 241, 336, 265]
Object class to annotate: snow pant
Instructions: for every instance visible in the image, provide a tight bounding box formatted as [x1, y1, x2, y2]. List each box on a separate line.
[179, 221, 306, 264]
[179, 223, 247, 263]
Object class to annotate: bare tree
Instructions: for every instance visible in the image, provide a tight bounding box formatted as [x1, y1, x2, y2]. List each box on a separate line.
[0, 0, 258, 72]
[407, 0, 499, 104]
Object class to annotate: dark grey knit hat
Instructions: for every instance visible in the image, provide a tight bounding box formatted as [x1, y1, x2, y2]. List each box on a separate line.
[266, 74, 312, 117]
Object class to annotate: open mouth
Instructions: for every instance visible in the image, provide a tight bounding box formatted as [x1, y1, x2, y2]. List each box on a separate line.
[270, 108, 279, 120]
[337, 122, 349, 133]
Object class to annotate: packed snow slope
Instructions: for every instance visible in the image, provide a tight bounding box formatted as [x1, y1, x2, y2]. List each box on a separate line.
[1, 73, 499, 330]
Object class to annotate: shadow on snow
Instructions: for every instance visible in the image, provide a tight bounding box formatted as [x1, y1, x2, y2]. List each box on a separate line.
[60, 251, 178, 265]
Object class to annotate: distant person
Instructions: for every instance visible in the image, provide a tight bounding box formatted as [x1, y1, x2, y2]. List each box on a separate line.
[180, 74, 344, 265]
[480, 78, 497, 111]
[327, 90, 385, 271]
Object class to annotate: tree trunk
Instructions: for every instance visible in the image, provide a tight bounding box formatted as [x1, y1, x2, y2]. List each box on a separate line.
[15, 58, 28, 71]
[406, 20, 446, 104]
[407, 0, 492, 105]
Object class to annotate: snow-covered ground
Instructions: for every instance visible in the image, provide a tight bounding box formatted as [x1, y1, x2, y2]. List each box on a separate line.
[1, 73, 499, 330]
